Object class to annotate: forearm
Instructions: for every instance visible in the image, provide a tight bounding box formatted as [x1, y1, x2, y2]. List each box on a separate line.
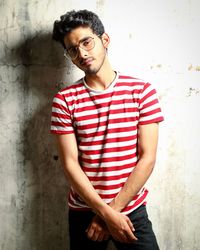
[109, 157, 155, 212]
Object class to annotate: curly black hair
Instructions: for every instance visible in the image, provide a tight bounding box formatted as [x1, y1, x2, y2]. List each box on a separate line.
[52, 9, 105, 49]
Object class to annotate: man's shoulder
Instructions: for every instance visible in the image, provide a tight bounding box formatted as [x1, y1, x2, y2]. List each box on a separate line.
[117, 72, 147, 89]
[58, 77, 84, 95]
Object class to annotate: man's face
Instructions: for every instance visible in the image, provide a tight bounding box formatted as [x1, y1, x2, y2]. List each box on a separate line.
[63, 26, 109, 75]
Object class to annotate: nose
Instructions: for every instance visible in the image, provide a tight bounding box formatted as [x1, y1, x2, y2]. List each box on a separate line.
[77, 46, 88, 58]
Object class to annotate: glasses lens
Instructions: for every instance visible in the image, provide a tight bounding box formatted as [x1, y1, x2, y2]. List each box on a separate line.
[80, 37, 95, 51]
[64, 37, 95, 60]
[67, 47, 77, 59]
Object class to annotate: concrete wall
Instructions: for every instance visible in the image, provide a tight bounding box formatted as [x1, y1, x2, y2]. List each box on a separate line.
[0, 0, 200, 249]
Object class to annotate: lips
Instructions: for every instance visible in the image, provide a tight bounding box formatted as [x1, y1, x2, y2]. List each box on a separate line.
[81, 58, 94, 66]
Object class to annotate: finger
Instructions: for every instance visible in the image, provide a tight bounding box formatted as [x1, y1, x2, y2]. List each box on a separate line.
[91, 230, 100, 241]
[127, 218, 135, 232]
[112, 231, 127, 243]
[96, 229, 109, 242]
[124, 227, 138, 241]
[119, 234, 129, 243]
[97, 233, 105, 242]
[117, 231, 135, 244]
[86, 227, 95, 239]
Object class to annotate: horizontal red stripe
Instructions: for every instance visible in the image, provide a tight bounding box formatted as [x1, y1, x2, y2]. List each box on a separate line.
[93, 182, 124, 190]
[75, 99, 138, 113]
[50, 130, 74, 134]
[52, 101, 69, 113]
[52, 120, 138, 133]
[79, 134, 137, 146]
[118, 75, 140, 80]
[81, 152, 137, 164]
[51, 111, 70, 119]
[82, 162, 136, 172]
[51, 121, 72, 127]
[81, 144, 136, 155]
[116, 82, 143, 89]
[139, 117, 164, 125]
[99, 193, 116, 199]
[140, 108, 162, 117]
[63, 87, 87, 97]
[77, 117, 138, 130]
[61, 83, 141, 98]
[77, 126, 137, 139]
[88, 172, 130, 181]
[75, 107, 138, 122]
[99, 192, 141, 200]
[65, 93, 139, 107]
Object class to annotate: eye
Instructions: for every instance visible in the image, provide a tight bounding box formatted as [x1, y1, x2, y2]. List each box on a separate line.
[82, 38, 93, 47]
[67, 46, 77, 55]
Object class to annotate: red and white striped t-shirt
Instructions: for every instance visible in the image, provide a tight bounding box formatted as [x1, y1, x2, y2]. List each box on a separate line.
[51, 72, 164, 215]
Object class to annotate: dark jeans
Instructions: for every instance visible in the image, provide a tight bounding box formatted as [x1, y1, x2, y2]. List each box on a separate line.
[68, 205, 160, 250]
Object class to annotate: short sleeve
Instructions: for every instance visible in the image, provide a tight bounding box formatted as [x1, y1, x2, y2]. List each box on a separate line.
[50, 92, 74, 134]
[138, 82, 164, 125]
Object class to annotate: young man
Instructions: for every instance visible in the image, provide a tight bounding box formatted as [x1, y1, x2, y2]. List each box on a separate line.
[51, 9, 164, 250]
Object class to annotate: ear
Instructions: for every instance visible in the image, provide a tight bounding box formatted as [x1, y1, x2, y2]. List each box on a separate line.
[101, 33, 110, 49]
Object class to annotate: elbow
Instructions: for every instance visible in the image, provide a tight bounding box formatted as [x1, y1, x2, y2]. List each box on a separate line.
[148, 155, 156, 165]
[140, 155, 156, 172]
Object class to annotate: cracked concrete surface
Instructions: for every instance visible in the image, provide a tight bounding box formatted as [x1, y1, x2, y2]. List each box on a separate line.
[0, 1, 200, 250]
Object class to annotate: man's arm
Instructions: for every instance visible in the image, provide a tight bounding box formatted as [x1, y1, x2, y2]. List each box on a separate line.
[109, 123, 159, 212]
[55, 133, 137, 242]
[55, 133, 111, 216]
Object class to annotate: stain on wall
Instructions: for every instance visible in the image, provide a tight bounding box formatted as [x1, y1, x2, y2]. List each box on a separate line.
[186, 87, 200, 97]
[188, 64, 200, 71]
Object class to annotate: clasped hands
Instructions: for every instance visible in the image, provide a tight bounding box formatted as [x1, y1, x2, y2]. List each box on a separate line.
[86, 211, 138, 243]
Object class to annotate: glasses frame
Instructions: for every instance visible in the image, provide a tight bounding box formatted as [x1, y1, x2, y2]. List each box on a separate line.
[63, 35, 101, 60]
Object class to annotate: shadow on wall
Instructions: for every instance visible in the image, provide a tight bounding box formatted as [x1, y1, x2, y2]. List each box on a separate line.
[8, 31, 72, 249]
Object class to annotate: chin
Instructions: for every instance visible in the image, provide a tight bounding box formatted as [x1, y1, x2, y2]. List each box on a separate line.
[77, 62, 102, 75]
[85, 68, 99, 75]
[78, 66, 98, 75]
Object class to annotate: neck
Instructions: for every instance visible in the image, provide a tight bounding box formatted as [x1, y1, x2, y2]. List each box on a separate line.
[84, 59, 116, 91]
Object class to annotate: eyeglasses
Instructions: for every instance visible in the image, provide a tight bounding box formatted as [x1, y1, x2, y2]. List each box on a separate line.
[64, 36, 98, 60]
